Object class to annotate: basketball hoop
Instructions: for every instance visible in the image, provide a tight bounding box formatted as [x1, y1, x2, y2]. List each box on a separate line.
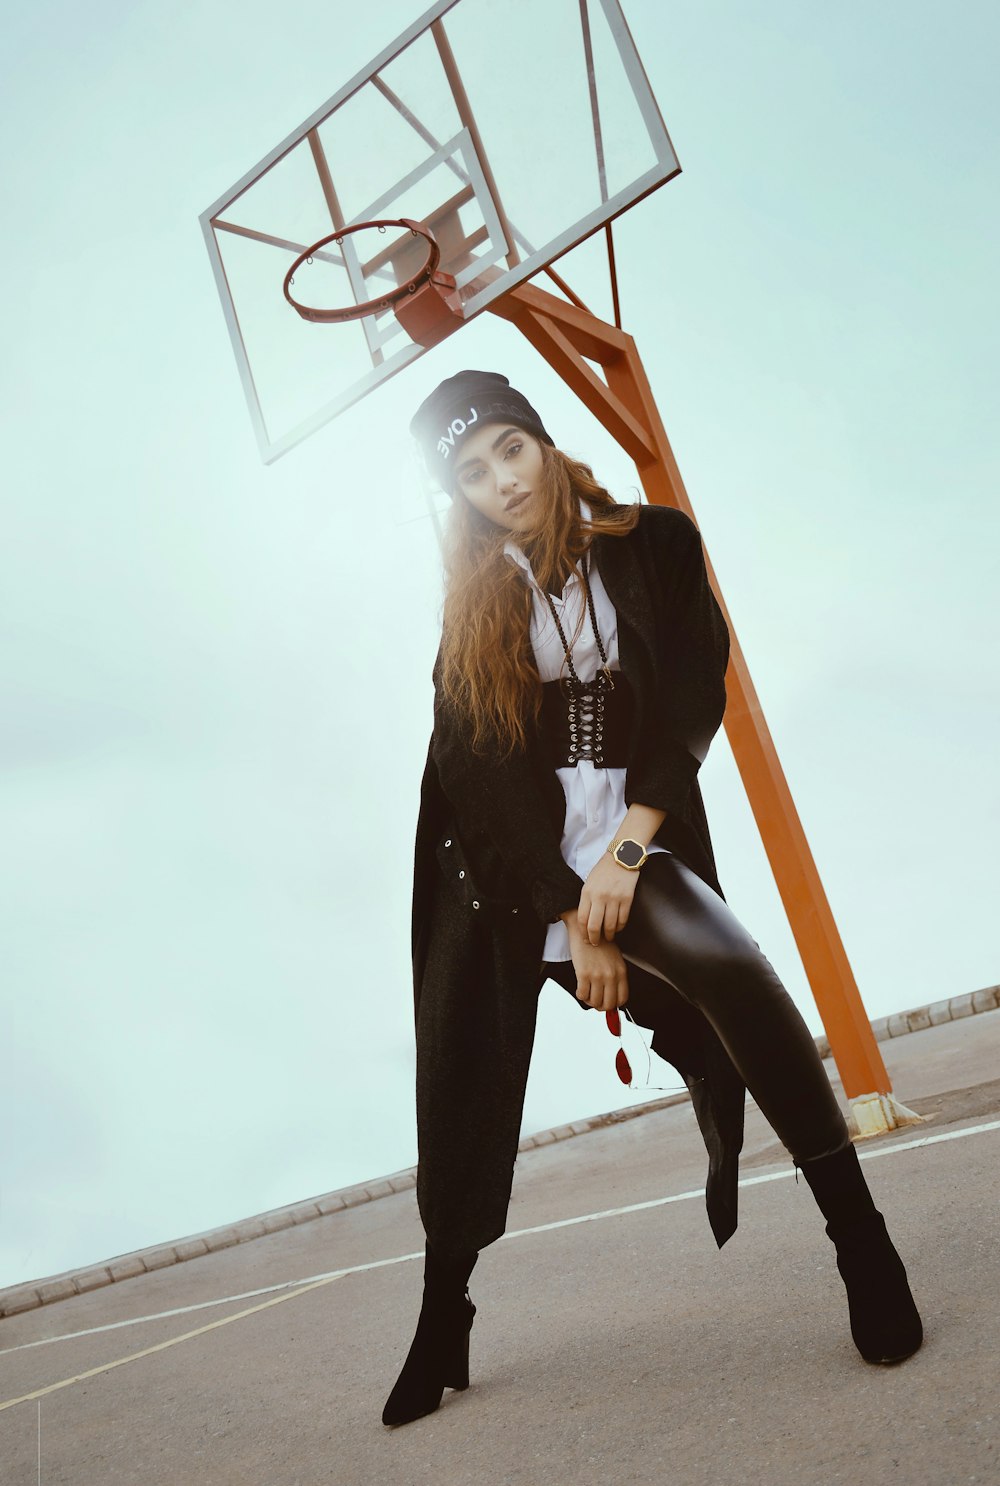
[282, 217, 464, 348]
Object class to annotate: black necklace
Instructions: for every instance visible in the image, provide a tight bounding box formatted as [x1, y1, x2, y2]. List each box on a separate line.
[537, 551, 614, 767]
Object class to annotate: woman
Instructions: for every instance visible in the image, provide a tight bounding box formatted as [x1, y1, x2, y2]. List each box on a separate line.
[383, 369, 922, 1428]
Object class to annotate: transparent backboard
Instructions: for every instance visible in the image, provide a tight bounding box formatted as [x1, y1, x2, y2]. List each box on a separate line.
[200, 0, 679, 463]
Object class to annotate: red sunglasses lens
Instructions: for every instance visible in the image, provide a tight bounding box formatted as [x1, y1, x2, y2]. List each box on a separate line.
[605, 1008, 621, 1037]
[615, 1048, 632, 1084]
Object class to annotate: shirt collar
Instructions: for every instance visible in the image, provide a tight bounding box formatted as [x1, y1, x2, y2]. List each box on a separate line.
[503, 496, 593, 577]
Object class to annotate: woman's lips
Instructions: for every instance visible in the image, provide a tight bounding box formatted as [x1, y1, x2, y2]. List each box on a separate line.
[506, 492, 531, 512]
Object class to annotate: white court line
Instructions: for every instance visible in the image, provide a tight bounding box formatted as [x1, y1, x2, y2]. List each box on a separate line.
[3, 1115, 998, 1359]
[0, 1275, 345, 1413]
[500, 1116, 1000, 1238]
[0, 1252, 426, 1356]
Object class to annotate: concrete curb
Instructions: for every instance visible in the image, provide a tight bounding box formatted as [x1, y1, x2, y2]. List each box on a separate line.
[3, 982, 997, 1321]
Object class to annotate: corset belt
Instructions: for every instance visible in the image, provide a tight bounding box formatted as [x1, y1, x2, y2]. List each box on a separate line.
[537, 670, 636, 769]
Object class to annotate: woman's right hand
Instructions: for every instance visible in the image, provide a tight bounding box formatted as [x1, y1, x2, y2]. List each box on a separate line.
[564, 914, 629, 1013]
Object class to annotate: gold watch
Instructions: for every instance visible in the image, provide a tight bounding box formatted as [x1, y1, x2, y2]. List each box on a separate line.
[608, 837, 650, 870]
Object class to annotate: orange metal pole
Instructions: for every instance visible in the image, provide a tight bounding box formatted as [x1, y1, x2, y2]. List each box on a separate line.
[491, 281, 904, 1114]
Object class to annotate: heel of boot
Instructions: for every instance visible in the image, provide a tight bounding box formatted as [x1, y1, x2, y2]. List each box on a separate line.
[443, 1295, 475, 1390]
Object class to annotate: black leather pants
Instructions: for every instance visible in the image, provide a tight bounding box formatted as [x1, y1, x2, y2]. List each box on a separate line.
[544, 850, 851, 1163]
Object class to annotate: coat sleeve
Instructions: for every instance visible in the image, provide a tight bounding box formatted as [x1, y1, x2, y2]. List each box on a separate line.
[624, 507, 731, 817]
[430, 647, 585, 925]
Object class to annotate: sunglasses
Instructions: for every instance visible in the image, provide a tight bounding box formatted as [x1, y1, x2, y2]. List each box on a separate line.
[605, 1006, 688, 1094]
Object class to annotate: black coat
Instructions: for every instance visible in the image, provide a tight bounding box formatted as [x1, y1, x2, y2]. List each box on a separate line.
[410, 503, 747, 1259]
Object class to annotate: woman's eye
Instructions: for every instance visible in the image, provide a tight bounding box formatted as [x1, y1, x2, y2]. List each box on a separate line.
[504, 441, 523, 459]
[463, 468, 484, 485]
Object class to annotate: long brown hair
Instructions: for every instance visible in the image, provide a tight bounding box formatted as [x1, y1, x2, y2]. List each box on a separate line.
[436, 441, 641, 761]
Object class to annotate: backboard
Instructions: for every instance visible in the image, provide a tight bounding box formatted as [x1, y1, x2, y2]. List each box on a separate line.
[200, 0, 680, 464]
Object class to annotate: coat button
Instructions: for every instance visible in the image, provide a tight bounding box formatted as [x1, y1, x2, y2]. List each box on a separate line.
[459, 870, 465, 879]
[511, 907, 518, 914]
[445, 839, 452, 847]
[472, 900, 480, 909]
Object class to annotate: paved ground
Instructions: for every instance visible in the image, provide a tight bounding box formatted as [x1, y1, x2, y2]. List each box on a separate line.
[1, 1009, 998, 1486]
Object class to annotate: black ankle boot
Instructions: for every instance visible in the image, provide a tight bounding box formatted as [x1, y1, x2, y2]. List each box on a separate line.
[795, 1141, 923, 1365]
[381, 1241, 479, 1427]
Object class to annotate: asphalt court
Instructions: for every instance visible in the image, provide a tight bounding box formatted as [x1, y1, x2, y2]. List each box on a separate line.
[2, 1124, 998, 1429]
[1, 1010, 998, 1484]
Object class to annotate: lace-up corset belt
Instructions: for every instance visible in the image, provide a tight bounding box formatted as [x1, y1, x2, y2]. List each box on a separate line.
[537, 670, 636, 769]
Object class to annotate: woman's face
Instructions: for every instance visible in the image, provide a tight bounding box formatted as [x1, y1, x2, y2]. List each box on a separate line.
[453, 422, 546, 532]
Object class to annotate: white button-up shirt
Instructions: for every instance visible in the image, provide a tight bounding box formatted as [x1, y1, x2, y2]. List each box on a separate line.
[503, 499, 669, 961]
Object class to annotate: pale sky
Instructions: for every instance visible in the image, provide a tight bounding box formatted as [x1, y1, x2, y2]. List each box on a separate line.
[2, 0, 998, 1289]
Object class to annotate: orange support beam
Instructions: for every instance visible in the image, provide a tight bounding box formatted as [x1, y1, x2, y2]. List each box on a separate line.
[491, 281, 921, 1135]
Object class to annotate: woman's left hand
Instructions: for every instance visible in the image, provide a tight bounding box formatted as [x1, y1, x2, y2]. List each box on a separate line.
[577, 852, 640, 946]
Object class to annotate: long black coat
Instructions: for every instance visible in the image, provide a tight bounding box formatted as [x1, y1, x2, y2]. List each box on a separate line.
[411, 503, 747, 1260]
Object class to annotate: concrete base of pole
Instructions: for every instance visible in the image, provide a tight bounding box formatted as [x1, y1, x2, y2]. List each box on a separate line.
[847, 1090, 927, 1139]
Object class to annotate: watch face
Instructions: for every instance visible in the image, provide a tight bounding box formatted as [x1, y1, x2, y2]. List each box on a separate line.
[616, 840, 645, 868]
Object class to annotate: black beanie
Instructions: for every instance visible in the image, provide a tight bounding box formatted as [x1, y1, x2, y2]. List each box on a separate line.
[409, 370, 554, 496]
